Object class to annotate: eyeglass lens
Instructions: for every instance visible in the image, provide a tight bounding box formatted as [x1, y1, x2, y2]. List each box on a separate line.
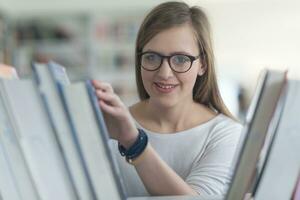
[141, 52, 192, 72]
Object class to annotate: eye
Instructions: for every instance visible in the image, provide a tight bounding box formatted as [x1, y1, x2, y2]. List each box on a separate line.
[144, 53, 160, 62]
[172, 55, 190, 65]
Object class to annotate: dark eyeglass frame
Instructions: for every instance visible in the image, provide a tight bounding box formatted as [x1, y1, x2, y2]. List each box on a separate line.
[139, 51, 201, 73]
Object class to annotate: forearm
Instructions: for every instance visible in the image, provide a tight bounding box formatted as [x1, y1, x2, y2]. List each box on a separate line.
[132, 144, 198, 196]
[93, 80, 199, 195]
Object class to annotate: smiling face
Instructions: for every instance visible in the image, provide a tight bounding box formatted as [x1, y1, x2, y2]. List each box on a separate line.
[141, 23, 205, 108]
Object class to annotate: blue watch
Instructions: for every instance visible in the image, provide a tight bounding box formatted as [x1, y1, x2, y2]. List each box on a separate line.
[118, 128, 148, 161]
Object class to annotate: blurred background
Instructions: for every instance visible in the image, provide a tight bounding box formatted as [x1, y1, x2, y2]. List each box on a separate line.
[0, 0, 299, 121]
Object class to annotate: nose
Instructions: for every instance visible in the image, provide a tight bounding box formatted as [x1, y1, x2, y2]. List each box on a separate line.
[156, 58, 174, 79]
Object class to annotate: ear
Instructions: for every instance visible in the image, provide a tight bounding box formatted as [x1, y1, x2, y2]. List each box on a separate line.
[197, 61, 206, 76]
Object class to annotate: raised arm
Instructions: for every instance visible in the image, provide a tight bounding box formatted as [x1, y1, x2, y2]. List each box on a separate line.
[92, 80, 198, 196]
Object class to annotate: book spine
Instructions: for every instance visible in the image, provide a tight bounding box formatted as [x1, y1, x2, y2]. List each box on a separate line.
[47, 61, 96, 200]
[0, 141, 22, 200]
[86, 80, 127, 199]
[48, 61, 70, 84]
[32, 63, 80, 200]
[0, 81, 40, 200]
[57, 82, 97, 200]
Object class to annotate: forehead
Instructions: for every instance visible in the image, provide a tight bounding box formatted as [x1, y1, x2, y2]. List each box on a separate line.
[143, 24, 199, 55]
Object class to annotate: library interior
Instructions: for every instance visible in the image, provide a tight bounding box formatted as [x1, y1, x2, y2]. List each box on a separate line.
[0, 0, 299, 200]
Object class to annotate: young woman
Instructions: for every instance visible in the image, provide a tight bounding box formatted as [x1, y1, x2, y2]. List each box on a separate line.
[92, 1, 242, 197]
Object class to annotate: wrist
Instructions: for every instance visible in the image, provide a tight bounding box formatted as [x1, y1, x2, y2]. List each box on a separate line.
[119, 129, 139, 149]
[118, 129, 148, 164]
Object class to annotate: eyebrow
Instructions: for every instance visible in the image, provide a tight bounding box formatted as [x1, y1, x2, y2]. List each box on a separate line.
[143, 49, 196, 57]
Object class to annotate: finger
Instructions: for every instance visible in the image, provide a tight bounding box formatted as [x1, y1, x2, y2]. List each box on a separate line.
[96, 90, 121, 107]
[99, 100, 119, 116]
[91, 79, 102, 88]
[101, 82, 114, 93]
[92, 80, 114, 93]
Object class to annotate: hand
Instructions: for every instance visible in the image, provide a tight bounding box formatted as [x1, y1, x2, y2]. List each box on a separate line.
[92, 80, 138, 148]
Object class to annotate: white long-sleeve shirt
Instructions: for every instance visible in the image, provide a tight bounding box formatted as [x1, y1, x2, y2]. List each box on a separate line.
[112, 114, 243, 197]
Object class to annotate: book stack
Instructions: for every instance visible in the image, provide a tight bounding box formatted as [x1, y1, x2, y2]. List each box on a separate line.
[0, 62, 299, 200]
[0, 62, 126, 200]
[225, 70, 300, 200]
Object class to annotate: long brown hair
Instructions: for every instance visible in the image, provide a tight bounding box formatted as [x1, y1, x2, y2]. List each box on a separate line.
[135, 1, 234, 119]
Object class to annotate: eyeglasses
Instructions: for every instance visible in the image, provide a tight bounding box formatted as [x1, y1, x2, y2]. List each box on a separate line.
[140, 51, 201, 73]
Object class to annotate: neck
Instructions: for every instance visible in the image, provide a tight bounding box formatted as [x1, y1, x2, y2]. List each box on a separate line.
[144, 98, 198, 133]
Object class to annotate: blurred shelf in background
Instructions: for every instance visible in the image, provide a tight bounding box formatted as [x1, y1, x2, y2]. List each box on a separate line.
[1, 11, 145, 106]
[0, 10, 11, 64]
[10, 14, 90, 79]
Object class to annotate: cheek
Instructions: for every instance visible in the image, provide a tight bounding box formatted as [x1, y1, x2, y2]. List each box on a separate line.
[141, 70, 153, 91]
[178, 69, 199, 89]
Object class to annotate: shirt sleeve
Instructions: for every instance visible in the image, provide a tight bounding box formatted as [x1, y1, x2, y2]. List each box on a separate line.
[185, 119, 243, 196]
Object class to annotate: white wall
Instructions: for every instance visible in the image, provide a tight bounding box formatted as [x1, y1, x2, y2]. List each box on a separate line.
[197, 0, 300, 97]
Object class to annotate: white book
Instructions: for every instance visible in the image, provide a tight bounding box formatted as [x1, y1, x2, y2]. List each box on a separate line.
[225, 70, 287, 200]
[32, 62, 95, 200]
[86, 80, 127, 199]
[0, 141, 21, 200]
[254, 80, 300, 200]
[0, 88, 39, 200]
[0, 96, 22, 200]
[60, 81, 124, 200]
[0, 79, 76, 200]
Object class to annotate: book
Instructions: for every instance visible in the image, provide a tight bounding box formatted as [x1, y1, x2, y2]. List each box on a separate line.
[225, 70, 287, 200]
[86, 80, 127, 199]
[59, 81, 125, 200]
[0, 140, 22, 200]
[249, 71, 288, 194]
[32, 62, 95, 200]
[0, 85, 39, 200]
[254, 80, 300, 200]
[0, 92, 29, 200]
[47, 61, 126, 199]
[0, 78, 76, 200]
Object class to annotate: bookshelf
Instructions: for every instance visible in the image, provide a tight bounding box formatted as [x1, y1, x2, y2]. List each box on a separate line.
[10, 14, 91, 80]
[88, 13, 142, 106]
[8, 11, 143, 106]
[0, 11, 8, 64]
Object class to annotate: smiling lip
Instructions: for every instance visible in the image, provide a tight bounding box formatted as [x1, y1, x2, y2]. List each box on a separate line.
[154, 82, 178, 93]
